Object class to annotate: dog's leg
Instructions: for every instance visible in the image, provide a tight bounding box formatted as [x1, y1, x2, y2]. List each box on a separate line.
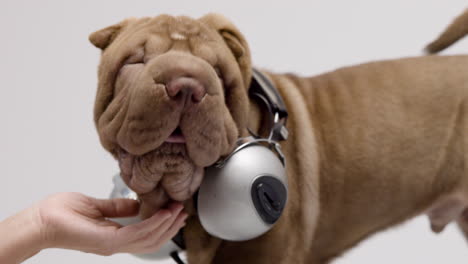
[427, 194, 466, 233]
[457, 209, 468, 243]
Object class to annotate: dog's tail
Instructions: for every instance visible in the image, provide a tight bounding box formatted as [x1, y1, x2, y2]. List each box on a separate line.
[425, 8, 468, 54]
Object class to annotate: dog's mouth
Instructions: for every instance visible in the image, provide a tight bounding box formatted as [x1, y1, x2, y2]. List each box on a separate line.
[165, 126, 186, 143]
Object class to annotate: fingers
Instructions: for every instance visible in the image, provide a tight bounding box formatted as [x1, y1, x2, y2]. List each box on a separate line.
[91, 198, 140, 218]
[112, 203, 187, 254]
[142, 209, 188, 253]
[77, 208, 172, 256]
[135, 203, 188, 254]
[146, 203, 184, 238]
[134, 203, 184, 238]
[119, 209, 173, 237]
[38, 192, 188, 257]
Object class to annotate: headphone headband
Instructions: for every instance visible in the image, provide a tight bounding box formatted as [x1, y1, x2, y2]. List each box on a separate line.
[214, 137, 286, 168]
[249, 69, 289, 142]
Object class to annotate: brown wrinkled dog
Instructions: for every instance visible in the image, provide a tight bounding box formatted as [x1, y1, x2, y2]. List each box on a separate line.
[89, 11, 468, 264]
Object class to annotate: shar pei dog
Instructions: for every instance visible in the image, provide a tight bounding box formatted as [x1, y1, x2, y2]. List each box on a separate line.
[89, 10, 468, 264]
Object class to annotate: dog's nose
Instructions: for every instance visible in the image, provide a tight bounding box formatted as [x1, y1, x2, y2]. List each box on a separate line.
[166, 77, 206, 103]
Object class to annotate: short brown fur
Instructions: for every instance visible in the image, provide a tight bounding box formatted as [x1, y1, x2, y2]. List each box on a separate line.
[90, 10, 468, 263]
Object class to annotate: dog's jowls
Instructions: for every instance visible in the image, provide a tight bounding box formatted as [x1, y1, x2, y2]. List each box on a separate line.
[90, 10, 468, 264]
[90, 15, 251, 219]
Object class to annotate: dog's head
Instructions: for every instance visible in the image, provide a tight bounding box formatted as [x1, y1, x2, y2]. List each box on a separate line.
[90, 14, 252, 217]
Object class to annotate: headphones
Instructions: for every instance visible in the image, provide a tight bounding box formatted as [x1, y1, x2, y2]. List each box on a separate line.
[108, 68, 289, 260]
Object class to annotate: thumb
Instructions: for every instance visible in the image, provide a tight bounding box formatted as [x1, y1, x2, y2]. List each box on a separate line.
[91, 198, 140, 218]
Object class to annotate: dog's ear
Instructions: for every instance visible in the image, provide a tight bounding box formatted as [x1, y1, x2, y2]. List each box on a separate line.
[200, 13, 252, 88]
[89, 19, 132, 50]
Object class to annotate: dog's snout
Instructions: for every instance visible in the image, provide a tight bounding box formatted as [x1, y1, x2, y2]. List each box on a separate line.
[166, 77, 206, 103]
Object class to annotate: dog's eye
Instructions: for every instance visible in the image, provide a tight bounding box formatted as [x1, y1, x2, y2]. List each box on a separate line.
[124, 46, 145, 65]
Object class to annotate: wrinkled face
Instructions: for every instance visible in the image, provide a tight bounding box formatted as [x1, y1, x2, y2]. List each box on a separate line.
[90, 14, 252, 217]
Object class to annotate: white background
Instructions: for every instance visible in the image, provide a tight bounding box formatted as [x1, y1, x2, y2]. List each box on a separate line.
[1, 0, 468, 263]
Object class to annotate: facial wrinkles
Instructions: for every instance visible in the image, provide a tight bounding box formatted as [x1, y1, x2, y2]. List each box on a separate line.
[96, 17, 245, 217]
[116, 64, 144, 94]
[144, 35, 171, 61]
[120, 143, 198, 201]
[169, 16, 201, 38]
[113, 51, 231, 159]
[98, 85, 131, 151]
[166, 17, 218, 57]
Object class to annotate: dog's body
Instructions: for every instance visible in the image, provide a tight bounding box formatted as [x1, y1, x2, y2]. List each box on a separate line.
[284, 56, 468, 263]
[184, 56, 468, 264]
[90, 10, 468, 264]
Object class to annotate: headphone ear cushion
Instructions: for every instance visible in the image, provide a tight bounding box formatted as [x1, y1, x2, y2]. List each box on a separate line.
[251, 176, 287, 224]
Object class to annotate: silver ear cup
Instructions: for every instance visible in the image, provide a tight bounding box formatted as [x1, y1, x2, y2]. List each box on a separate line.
[197, 144, 288, 241]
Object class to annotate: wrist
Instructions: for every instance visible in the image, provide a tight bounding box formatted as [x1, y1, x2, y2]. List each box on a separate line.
[17, 206, 48, 254]
[0, 206, 47, 263]
[30, 204, 52, 251]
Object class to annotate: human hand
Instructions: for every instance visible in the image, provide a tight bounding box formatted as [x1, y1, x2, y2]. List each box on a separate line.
[34, 192, 187, 256]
